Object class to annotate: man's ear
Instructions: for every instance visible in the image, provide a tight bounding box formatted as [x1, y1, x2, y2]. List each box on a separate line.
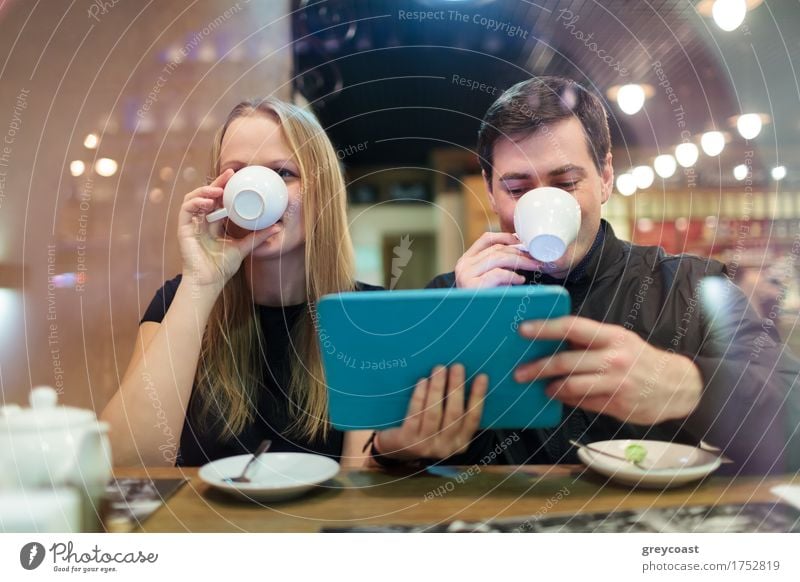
[482, 169, 498, 213]
[600, 152, 613, 204]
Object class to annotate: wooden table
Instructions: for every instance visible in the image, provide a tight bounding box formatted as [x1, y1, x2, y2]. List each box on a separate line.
[110, 465, 799, 533]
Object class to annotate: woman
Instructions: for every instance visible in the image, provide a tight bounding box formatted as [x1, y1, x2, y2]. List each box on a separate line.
[101, 97, 486, 468]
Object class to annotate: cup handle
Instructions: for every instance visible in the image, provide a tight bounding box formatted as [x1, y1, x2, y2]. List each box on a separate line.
[206, 208, 228, 222]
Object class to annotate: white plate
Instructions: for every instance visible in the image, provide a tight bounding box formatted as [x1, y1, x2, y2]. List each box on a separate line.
[577, 440, 722, 489]
[199, 452, 340, 502]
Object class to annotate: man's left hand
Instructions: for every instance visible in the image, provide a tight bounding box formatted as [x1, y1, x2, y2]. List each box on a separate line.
[514, 316, 703, 424]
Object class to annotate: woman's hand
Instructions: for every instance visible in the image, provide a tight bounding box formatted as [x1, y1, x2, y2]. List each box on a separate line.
[178, 168, 283, 290]
[374, 364, 488, 462]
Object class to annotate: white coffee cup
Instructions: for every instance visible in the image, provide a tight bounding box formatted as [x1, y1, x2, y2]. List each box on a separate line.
[513, 186, 581, 262]
[206, 165, 289, 230]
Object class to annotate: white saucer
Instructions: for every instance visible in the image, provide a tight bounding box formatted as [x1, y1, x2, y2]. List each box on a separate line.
[199, 452, 340, 502]
[577, 440, 722, 489]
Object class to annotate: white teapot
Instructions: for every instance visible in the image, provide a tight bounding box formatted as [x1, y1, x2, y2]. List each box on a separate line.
[0, 386, 112, 530]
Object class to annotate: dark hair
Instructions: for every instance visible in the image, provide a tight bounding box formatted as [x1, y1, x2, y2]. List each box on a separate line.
[477, 76, 611, 183]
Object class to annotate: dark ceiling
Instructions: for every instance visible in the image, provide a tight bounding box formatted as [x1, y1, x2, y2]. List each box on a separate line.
[291, 0, 800, 173]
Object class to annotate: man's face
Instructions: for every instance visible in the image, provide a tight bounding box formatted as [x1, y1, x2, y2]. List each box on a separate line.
[485, 117, 614, 279]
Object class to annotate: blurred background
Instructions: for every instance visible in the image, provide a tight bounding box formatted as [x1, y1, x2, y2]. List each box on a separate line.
[0, 0, 798, 411]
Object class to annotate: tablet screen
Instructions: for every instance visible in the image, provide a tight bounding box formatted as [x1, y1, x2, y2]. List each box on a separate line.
[316, 286, 570, 430]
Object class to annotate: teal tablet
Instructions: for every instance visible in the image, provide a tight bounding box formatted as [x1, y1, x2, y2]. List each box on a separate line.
[316, 285, 570, 431]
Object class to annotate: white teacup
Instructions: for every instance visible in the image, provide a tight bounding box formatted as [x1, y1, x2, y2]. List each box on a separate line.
[206, 166, 289, 230]
[513, 187, 581, 262]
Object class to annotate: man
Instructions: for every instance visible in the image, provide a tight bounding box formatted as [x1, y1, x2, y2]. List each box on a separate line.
[418, 76, 800, 474]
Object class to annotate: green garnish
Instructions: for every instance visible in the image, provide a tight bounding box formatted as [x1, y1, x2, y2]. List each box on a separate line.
[625, 443, 648, 465]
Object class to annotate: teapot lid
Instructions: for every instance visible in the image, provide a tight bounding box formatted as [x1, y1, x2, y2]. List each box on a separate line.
[0, 386, 96, 431]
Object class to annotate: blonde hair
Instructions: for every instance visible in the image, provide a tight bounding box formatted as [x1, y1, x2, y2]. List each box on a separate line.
[194, 97, 355, 442]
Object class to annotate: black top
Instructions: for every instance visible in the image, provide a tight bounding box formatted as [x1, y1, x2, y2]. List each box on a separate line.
[427, 220, 800, 474]
[140, 274, 383, 466]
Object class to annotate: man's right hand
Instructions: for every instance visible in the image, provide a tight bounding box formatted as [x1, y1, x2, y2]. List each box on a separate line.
[455, 232, 539, 288]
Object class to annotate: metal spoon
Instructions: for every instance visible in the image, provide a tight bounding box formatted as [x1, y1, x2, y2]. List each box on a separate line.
[224, 439, 272, 484]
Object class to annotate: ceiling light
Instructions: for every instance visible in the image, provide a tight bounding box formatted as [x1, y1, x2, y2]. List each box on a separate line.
[675, 143, 699, 168]
[700, 131, 725, 156]
[69, 160, 85, 177]
[83, 133, 99, 149]
[632, 165, 655, 189]
[616, 173, 637, 196]
[736, 113, 763, 139]
[615, 84, 646, 115]
[653, 154, 677, 178]
[733, 164, 749, 181]
[712, 0, 747, 31]
[95, 158, 118, 177]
